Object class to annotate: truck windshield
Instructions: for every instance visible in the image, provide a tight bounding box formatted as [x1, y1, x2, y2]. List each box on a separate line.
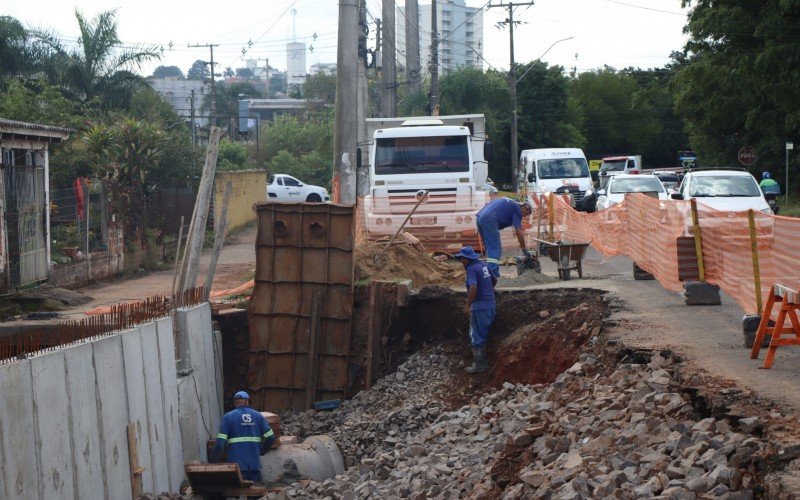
[374, 136, 469, 175]
[600, 160, 626, 173]
[537, 158, 590, 179]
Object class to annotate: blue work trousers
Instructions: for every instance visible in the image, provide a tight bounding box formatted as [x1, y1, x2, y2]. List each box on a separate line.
[469, 307, 496, 347]
[242, 469, 263, 483]
[476, 213, 502, 278]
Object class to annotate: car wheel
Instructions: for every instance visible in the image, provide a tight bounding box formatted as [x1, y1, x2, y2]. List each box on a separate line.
[306, 193, 322, 202]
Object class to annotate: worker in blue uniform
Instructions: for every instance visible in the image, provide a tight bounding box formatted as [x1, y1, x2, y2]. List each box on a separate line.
[211, 391, 275, 483]
[476, 197, 533, 278]
[454, 246, 496, 374]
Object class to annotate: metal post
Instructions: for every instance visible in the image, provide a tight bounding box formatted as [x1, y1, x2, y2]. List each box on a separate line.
[690, 199, 706, 282]
[786, 141, 793, 205]
[430, 0, 439, 111]
[748, 209, 763, 315]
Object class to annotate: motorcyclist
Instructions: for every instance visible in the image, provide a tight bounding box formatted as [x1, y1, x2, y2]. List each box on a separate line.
[759, 171, 780, 191]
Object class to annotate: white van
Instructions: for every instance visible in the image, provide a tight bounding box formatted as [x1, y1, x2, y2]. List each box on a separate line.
[519, 148, 596, 212]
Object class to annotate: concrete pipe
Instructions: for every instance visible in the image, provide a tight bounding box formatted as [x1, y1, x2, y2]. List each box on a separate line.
[261, 435, 345, 483]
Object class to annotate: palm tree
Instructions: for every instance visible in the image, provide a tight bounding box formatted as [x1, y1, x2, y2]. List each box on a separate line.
[0, 16, 37, 77]
[32, 9, 160, 109]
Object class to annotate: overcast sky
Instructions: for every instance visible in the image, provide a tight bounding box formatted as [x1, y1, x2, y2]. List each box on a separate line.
[3, 0, 689, 77]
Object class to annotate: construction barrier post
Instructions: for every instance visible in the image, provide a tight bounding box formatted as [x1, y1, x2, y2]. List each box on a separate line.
[690, 199, 706, 282]
[548, 193, 555, 242]
[748, 209, 763, 315]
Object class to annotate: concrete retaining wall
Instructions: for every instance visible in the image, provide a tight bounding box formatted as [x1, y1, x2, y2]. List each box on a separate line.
[0, 303, 222, 499]
[48, 250, 124, 289]
[214, 170, 267, 232]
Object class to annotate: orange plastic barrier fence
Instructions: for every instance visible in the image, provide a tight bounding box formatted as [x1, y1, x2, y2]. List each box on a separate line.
[544, 192, 800, 315]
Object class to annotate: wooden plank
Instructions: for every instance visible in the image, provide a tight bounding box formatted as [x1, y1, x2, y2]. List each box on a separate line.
[222, 486, 268, 496]
[305, 291, 322, 409]
[366, 282, 383, 389]
[184, 462, 246, 494]
[127, 422, 145, 500]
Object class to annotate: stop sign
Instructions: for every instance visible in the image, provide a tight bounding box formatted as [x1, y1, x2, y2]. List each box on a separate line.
[738, 146, 757, 166]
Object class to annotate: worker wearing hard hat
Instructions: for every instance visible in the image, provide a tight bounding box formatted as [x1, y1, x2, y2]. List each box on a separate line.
[211, 391, 275, 482]
[476, 197, 533, 278]
[454, 246, 496, 374]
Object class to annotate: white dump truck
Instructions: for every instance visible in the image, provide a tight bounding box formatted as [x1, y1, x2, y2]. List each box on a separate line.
[360, 114, 493, 247]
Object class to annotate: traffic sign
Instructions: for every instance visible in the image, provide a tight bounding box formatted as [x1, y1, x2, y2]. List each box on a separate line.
[738, 146, 757, 166]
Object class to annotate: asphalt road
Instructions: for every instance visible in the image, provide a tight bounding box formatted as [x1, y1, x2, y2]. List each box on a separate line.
[499, 245, 800, 411]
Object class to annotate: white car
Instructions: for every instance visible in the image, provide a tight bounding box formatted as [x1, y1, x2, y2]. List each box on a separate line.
[267, 174, 331, 203]
[670, 170, 771, 214]
[595, 174, 669, 211]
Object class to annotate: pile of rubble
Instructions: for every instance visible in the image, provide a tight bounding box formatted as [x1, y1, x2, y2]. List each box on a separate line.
[273, 347, 776, 498]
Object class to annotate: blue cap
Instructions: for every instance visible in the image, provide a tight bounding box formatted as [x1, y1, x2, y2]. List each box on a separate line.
[453, 246, 480, 261]
[234, 391, 250, 400]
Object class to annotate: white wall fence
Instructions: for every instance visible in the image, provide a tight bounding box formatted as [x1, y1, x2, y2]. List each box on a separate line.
[0, 302, 222, 499]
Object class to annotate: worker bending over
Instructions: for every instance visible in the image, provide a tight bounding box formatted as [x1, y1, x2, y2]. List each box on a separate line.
[211, 391, 275, 482]
[476, 197, 532, 278]
[454, 246, 496, 374]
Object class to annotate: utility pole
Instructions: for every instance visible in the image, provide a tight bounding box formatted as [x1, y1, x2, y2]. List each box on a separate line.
[430, 0, 439, 112]
[375, 18, 382, 117]
[188, 43, 219, 126]
[406, 0, 421, 95]
[357, 0, 371, 197]
[381, 0, 397, 117]
[488, 1, 534, 191]
[186, 89, 197, 179]
[333, 0, 359, 204]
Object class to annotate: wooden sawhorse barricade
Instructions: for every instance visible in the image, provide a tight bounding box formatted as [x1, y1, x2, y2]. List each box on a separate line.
[750, 284, 800, 368]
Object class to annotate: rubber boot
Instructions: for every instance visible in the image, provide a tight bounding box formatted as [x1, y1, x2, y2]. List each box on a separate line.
[466, 346, 488, 374]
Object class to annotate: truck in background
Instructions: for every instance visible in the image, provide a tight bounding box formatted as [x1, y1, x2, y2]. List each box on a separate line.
[518, 148, 597, 212]
[360, 114, 493, 248]
[598, 155, 642, 188]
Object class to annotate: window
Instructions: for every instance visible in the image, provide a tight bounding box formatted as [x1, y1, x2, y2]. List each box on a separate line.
[374, 136, 470, 175]
[283, 177, 301, 187]
[277, 177, 284, 186]
[537, 158, 590, 179]
[689, 175, 761, 197]
[609, 177, 664, 194]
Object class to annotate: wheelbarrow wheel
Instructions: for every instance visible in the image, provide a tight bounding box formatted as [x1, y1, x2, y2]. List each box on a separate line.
[560, 254, 571, 281]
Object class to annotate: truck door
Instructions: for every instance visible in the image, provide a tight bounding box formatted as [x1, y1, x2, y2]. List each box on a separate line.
[282, 176, 303, 198]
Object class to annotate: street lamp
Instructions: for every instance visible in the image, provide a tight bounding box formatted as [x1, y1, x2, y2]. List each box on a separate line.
[786, 141, 793, 205]
[510, 36, 574, 191]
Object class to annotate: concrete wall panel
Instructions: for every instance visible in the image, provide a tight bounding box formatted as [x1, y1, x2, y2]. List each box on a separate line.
[30, 351, 75, 498]
[0, 359, 38, 499]
[177, 304, 214, 460]
[121, 328, 155, 492]
[92, 334, 131, 500]
[156, 317, 185, 491]
[64, 343, 104, 500]
[140, 322, 169, 493]
[198, 303, 222, 431]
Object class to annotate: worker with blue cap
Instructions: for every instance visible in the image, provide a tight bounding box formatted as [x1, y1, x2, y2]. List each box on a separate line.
[454, 246, 496, 374]
[211, 390, 275, 482]
[476, 198, 533, 278]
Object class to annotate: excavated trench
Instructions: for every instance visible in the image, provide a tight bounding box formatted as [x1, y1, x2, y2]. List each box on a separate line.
[350, 285, 609, 399]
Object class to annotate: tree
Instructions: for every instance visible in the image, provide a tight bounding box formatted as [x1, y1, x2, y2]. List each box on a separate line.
[202, 81, 264, 126]
[217, 139, 248, 171]
[303, 72, 336, 102]
[0, 16, 36, 77]
[236, 67, 254, 78]
[674, 0, 800, 187]
[152, 65, 184, 79]
[187, 59, 208, 81]
[32, 9, 160, 109]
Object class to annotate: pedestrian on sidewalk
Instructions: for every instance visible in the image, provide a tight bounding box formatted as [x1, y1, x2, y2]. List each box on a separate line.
[476, 197, 533, 278]
[454, 246, 496, 374]
[211, 391, 275, 482]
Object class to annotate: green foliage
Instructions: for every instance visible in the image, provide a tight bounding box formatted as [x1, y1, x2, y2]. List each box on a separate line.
[303, 72, 336, 102]
[0, 78, 83, 128]
[152, 65, 184, 79]
[217, 139, 249, 171]
[202, 81, 264, 125]
[0, 16, 37, 77]
[263, 115, 333, 187]
[187, 59, 208, 81]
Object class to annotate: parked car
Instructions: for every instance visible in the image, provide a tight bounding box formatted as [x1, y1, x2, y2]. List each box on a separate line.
[670, 170, 771, 214]
[595, 174, 669, 211]
[267, 174, 331, 203]
[653, 171, 681, 192]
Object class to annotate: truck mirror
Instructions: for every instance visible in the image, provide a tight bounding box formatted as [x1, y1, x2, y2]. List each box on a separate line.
[527, 172, 536, 183]
[356, 147, 362, 169]
[483, 141, 494, 162]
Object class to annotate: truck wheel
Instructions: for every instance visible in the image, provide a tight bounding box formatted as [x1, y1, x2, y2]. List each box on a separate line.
[306, 193, 322, 202]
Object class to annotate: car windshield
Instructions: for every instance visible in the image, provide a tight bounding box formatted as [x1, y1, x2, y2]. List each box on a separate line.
[689, 175, 761, 197]
[609, 177, 664, 194]
[600, 160, 626, 172]
[374, 136, 470, 175]
[537, 158, 590, 179]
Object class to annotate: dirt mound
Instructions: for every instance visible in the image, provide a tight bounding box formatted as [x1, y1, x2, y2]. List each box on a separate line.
[496, 269, 559, 287]
[355, 242, 465, 287]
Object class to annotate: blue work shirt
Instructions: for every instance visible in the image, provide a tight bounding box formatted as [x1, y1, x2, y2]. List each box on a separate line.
[477, 197, 523, 231]
[465, 259, 495, 311]
[212, 406, 275, 471]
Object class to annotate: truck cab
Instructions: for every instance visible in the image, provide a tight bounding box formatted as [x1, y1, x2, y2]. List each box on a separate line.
[519, 148, 596, 212]
[598, 155, 642, 189]
[364, 115, 491, 245]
